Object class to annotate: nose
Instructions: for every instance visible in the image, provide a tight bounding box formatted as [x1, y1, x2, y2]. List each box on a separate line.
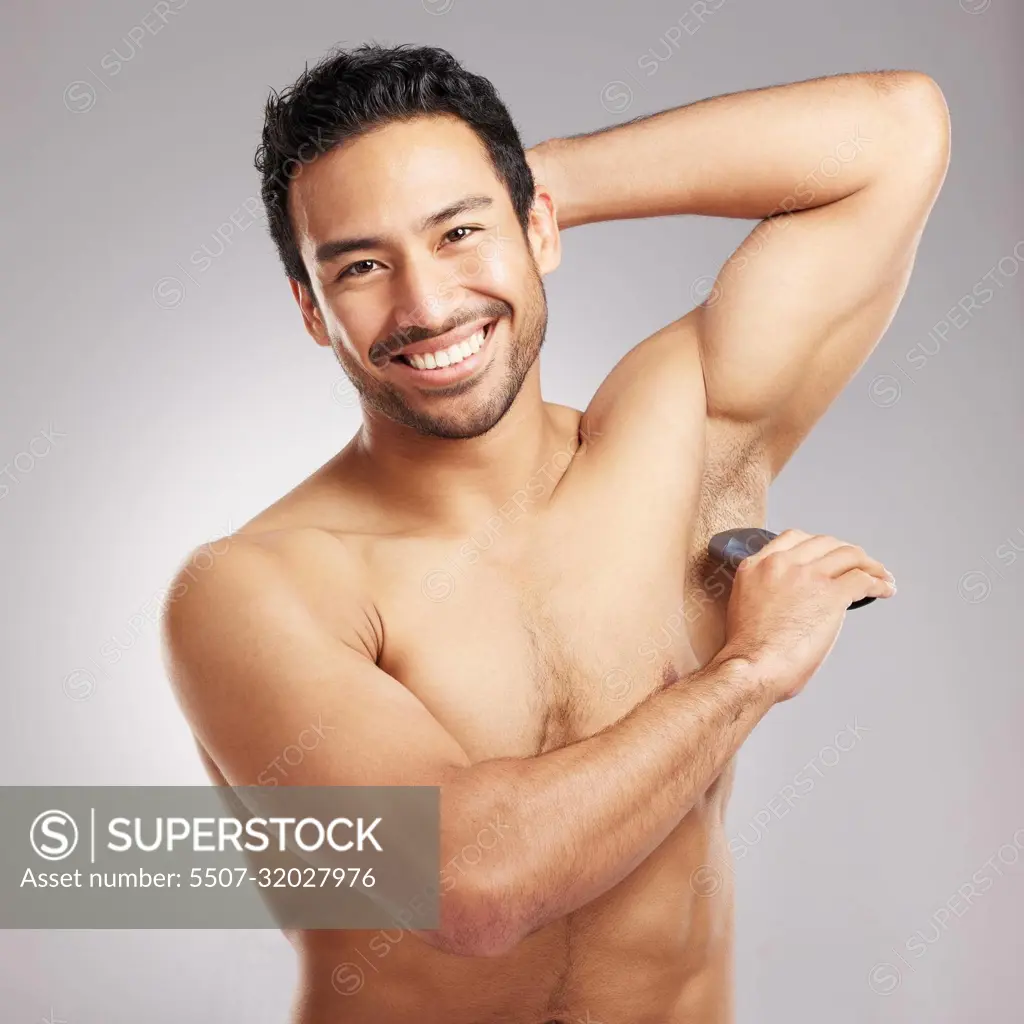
[391, 250, 464, 342]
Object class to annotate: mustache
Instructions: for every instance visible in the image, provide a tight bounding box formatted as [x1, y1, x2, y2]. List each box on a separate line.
[368, 301, 512, 368]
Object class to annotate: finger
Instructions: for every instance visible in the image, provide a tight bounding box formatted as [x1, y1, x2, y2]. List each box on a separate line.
[785, 534, 847, 562]
[837, 568, 895, 605]
[743, 528, 810, 566]
[815, 544, 891, 583]
[788, 536, 891, 580]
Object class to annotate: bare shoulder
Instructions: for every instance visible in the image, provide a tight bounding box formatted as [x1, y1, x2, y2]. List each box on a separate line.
[162, 522, 382, 674]
[580, 308, 706, 450]
[576, 306, 768, 488]
[159, 518, 471, 792]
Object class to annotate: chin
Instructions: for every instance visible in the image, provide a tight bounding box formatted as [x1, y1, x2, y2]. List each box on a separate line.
[406, 397, 513, 441]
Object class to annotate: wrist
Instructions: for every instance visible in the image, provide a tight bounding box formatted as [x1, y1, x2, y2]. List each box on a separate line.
[709, 649, 779, 711]
[527, 139, 583, 229]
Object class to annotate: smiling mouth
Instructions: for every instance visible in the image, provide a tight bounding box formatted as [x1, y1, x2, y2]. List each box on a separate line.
[394, 320, 497, 371]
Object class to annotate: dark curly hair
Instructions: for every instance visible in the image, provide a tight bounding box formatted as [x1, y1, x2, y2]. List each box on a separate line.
[254, 42, 536, 291]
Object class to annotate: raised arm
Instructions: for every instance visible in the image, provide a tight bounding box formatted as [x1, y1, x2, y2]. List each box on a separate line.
[530, 71, 951, 475]
[161, 527, 892, 957]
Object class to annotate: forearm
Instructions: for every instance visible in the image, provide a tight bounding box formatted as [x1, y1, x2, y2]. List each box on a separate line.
[437, 652, 773, 956]
[535, 70, 943, 228]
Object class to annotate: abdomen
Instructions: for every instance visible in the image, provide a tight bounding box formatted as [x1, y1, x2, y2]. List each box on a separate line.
[293, 803, 734, 1024]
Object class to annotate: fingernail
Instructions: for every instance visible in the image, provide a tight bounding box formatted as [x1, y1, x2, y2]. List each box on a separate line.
[884, 570, 896, 583]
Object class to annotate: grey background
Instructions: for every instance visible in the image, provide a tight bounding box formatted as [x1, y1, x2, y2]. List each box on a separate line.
[1, 0, 1020, 1021]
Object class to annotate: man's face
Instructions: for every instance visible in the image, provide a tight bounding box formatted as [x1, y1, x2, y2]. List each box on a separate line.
[289, 115, 560, 439]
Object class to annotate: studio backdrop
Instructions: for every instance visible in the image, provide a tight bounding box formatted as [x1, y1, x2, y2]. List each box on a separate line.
[1, 1, 1020, 1021]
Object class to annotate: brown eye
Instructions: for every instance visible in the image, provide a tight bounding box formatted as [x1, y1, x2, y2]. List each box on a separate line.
[444, 226, 477, 243]
[341, 260, 378, 279]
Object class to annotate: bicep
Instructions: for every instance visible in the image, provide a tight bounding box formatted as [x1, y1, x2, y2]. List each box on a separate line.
[699, 106, 949, 474]
[161, 540, 470, 791]
[700, 185, 915, 411]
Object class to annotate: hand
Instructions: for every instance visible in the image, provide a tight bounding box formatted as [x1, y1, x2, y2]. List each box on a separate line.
[720, 529, 896, 702]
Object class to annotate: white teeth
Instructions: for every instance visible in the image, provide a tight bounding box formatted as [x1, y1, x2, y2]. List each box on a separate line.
[403, 324, 491, 371]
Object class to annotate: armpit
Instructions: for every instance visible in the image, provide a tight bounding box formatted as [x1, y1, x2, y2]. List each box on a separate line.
[689, 417, 771, 585]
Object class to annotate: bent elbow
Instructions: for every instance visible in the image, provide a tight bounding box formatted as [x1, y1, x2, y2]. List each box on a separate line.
[890, 72, 952, 177]
[432, 877, 522, 959]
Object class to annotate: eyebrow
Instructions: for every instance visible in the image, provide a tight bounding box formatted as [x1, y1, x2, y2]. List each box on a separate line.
[313, 194, 494, 265]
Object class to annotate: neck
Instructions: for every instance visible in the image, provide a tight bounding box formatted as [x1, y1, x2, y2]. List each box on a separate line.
[347, 368, 578, 534]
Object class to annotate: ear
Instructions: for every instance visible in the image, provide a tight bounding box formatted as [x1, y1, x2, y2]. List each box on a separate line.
[526, 187, 562, 276]
[289, 278, 331, 348]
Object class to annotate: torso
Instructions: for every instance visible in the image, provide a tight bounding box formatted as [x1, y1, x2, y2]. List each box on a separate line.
[198, 322, 770, 1023]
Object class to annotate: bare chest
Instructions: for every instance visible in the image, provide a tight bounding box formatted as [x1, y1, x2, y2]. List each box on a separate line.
[372, 428, 768, 763]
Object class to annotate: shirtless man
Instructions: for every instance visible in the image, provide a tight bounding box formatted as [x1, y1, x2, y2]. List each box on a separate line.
[161, 44, 949, 1023]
